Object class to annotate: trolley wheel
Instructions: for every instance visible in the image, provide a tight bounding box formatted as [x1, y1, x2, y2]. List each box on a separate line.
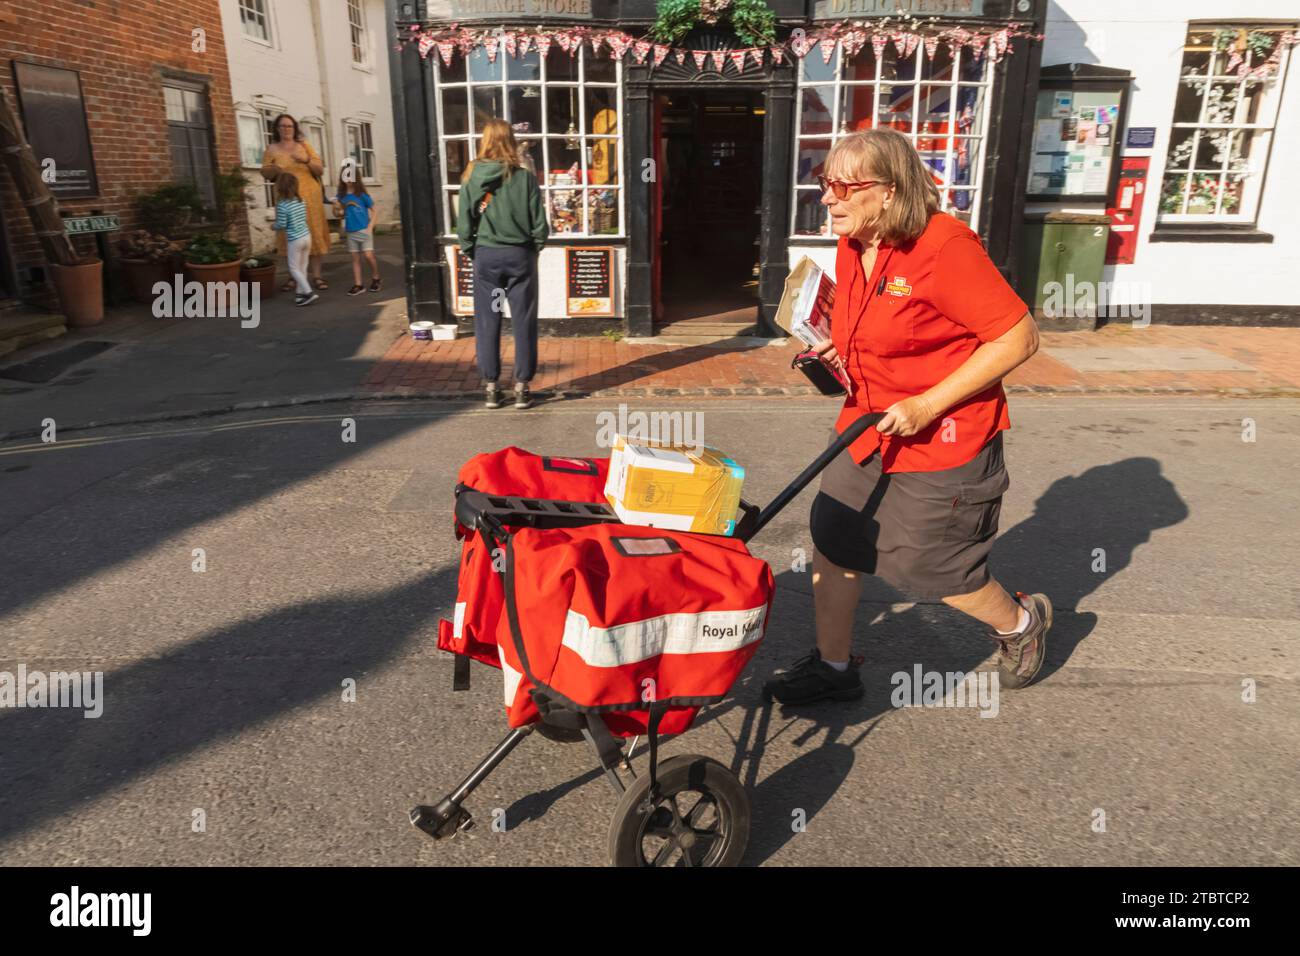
[608, 754, 749, 867]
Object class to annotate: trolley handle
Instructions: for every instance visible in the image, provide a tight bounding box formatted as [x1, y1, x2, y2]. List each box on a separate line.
[736, 412, 884, 543]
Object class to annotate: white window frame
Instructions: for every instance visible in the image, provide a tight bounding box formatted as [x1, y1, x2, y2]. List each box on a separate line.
[433, 45, 625, 239]
[302, 120, 329, 185]
[343, 120, 376, 183]
[1158, 24, 1294, 224]
[347, 0, 370, 68]
[791, 39, 995, 237]
[239, 0, 274, 47]
[236, 109, 267, 168]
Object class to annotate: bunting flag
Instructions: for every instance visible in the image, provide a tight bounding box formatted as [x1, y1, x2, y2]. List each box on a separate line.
[607, 34, 629, 59]
[518, 34, 532, 57]
[924, 36, 938, 61]
[483, 34, 499, 63]
[730, 49, 747, 72]
[871, 33, 887, 60]
[534, 34, 552, 60]
[751, 47, 765, 68]
[904, 33, 919, 59]
[503, 32, 517, 58]
[653, 44, 669, 68]
[556, 33, 571, 55]
[710, 49, 726, 71]
[675, 49, 686, 65]
[417, 34, 435, 59]
[893, 32, 908, 57]
[791, 33, 812, 58]
[693, 50, 707, 70]
[770, 45, 785, 65]
[820, 37, 837, 63]
[437, 39, 455, 68]
[632, 40, 651, 64]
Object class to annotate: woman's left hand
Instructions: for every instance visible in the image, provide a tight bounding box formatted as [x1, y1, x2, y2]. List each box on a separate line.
[876, 395, 939, 437]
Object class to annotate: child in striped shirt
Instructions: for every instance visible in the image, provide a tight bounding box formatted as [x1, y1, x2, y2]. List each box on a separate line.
[272, 172, 317, 306]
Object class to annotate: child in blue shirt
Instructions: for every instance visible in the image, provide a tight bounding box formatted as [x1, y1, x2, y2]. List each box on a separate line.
[331, 162, 381, 296]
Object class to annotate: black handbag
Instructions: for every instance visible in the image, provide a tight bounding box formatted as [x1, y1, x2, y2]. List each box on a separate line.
[791, 348, 848, 396]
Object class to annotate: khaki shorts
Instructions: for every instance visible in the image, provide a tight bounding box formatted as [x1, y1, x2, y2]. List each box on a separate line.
[346, 231, 374, 252]
[810, 430, 1009, 600]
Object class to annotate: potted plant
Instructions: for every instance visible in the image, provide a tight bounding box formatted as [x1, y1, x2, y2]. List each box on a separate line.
[135, 182, 210, 241]
[239, 255, 278, 300]
[116, 230, 180, 303]
[183, 234, 241, 285]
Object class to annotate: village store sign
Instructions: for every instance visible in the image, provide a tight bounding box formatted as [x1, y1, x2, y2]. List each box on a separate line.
[423, 0, 593, 18]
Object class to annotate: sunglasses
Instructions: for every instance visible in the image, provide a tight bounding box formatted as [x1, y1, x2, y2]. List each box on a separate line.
[818, 175, 887, 200]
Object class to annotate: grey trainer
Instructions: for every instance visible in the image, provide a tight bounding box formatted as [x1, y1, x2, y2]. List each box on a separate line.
[990, 592, 1052, 690]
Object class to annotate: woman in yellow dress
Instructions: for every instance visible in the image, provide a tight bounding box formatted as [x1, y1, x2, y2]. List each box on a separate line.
[260, 114, 332, 290]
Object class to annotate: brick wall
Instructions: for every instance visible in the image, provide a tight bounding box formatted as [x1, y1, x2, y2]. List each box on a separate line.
[0, 0, 247, 299]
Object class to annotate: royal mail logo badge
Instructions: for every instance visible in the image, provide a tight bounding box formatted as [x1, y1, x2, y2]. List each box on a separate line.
[885, 276, 912, 297]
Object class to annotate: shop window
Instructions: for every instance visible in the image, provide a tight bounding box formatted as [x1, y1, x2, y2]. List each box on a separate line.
[239, 0, 273, 45]
[791, 40, 993, 236]
[1158, 25, 1295, 223]
[348, 0, 369, 66]
[434, 46, 623, 238]
[164, 81, 217, 209]
[344, 120, 375, 181]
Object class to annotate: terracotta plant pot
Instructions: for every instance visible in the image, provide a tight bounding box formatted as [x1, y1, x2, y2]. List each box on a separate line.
[183, 260, 241, 286]
[239, 263, 278, 301]
[48, 259, 105, 328]
[120, 257, 173, 304]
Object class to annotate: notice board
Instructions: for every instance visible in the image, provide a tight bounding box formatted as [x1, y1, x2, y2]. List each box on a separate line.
[565, 247, 614, 317]
[12, 61, 99, 198]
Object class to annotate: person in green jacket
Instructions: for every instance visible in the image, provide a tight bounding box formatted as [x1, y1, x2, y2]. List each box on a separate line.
[457, 118, 550, 409]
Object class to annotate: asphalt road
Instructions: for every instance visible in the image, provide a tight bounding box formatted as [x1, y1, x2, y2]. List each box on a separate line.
[1, 396, 1296, 866]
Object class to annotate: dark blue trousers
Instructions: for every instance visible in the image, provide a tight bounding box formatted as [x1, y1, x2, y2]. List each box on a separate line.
[472, 244, 539, 384]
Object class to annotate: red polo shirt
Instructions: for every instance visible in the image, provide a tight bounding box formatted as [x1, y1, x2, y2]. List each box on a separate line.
[831, 212, 1028, 473]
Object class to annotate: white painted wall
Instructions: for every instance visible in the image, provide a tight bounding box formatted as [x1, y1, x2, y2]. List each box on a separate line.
[1041, 0, 1300, 307]
[219, 0, 400, 256]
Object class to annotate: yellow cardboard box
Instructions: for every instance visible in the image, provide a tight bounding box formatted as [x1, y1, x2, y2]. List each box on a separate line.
[604, 436, 745, 536]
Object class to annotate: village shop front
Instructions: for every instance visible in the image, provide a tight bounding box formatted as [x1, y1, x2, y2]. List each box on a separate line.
[388, 0, 1048, 336]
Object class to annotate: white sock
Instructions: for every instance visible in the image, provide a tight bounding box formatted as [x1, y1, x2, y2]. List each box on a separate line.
[996, 604, 1031, 636]
[824, 658, 850, 672]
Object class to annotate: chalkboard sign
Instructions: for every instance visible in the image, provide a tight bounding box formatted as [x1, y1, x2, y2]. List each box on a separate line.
[452, 247, 475, 315]
[565, 247, 613, 317]
[12, 62, 99, 199]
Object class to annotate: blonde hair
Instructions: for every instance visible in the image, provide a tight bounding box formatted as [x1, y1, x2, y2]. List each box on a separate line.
[461, 118, 523, 184]
[826, 129, 940, 245]
[274, 171, 301, 202]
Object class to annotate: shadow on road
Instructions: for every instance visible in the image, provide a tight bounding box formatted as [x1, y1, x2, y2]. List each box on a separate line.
[0, 569, 450, 846]
[697, 455, 1189, 864]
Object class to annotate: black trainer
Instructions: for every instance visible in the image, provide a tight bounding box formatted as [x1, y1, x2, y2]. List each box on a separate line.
[762, 648, 864, 705]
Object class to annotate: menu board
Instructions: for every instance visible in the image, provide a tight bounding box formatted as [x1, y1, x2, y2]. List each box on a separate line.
[566, 247, 613, 317]
[1028, 88, 1122, 198]
[451, 247, 475, 315]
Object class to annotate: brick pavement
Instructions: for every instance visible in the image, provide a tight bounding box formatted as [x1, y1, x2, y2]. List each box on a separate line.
[361, 324, 1300, 399]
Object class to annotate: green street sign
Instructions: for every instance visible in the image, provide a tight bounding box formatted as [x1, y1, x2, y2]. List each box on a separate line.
[64, 214, 121, 235]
